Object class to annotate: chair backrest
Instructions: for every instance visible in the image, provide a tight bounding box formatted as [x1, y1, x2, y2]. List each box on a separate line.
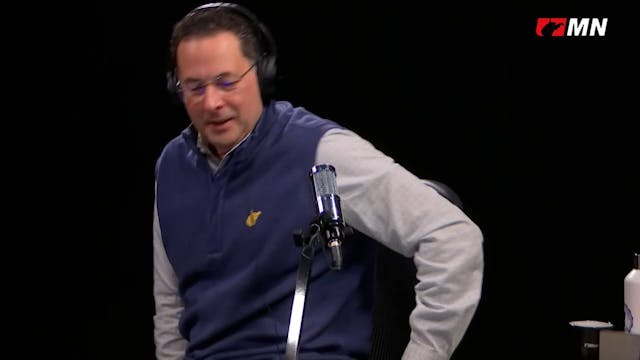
[369, 179, 463, 359]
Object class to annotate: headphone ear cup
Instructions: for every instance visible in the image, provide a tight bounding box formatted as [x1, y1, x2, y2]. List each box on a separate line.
[257, 55, 277, 101]
[166, 71, 176, 94]
[166, 71, 184, 101]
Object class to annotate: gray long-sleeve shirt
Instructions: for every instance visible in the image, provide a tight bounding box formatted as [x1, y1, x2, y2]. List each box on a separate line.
[153, 127, 484, 360]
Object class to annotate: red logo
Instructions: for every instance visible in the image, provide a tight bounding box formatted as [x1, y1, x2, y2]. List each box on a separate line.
[536, 18, 567, 37]
[536, 18, 608, 37]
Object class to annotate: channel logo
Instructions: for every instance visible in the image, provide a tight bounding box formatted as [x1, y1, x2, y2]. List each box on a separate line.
[536, 18, 608, 37]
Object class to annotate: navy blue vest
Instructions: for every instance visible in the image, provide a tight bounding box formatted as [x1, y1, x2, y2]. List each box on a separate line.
[156, 101, 376, 359]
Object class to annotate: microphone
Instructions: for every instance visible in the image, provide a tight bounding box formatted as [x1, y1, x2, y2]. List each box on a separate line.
[309, 164, 348, 270]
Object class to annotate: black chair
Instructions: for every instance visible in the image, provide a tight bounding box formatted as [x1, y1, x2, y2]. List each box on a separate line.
[370, 180, 464, 359]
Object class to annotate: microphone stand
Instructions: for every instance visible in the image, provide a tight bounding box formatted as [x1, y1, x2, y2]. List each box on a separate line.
[284, 216, 352, 360]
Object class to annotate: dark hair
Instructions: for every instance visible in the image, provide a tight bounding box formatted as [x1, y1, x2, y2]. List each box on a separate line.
[168, 6, 262, 72]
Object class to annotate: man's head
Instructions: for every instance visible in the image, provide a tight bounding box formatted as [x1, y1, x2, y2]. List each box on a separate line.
[167, 3, 277, 157]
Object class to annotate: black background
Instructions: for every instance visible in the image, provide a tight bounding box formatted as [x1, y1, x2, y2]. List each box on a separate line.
[44, 1, 635, 359]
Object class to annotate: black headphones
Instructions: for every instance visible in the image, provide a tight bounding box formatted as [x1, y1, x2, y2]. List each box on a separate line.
[166, 2, 278, 102]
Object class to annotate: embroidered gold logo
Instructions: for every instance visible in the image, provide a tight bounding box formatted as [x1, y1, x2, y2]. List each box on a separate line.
[245, 210, 262, 228]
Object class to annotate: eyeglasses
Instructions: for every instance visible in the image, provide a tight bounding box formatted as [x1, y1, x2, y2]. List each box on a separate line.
[176, 62, 257, 99]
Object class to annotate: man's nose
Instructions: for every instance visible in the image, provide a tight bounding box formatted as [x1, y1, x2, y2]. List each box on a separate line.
[201, 84, 225, 109]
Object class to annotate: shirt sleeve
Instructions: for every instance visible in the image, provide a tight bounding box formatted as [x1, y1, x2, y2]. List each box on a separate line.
[153, 192, 189, 360]
[316, 128, 484, 360]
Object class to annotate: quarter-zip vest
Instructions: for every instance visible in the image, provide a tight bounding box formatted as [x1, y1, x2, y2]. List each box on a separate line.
[155, 101, 376, 359]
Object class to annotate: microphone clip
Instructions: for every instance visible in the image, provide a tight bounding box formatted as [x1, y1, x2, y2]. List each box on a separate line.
[293, 213, 353, 271]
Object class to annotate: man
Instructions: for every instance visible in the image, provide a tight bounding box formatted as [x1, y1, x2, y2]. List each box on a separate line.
[154, 3, 483, 359]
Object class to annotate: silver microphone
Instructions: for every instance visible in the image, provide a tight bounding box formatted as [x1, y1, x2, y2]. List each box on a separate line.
[310, 164, 345, 270]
